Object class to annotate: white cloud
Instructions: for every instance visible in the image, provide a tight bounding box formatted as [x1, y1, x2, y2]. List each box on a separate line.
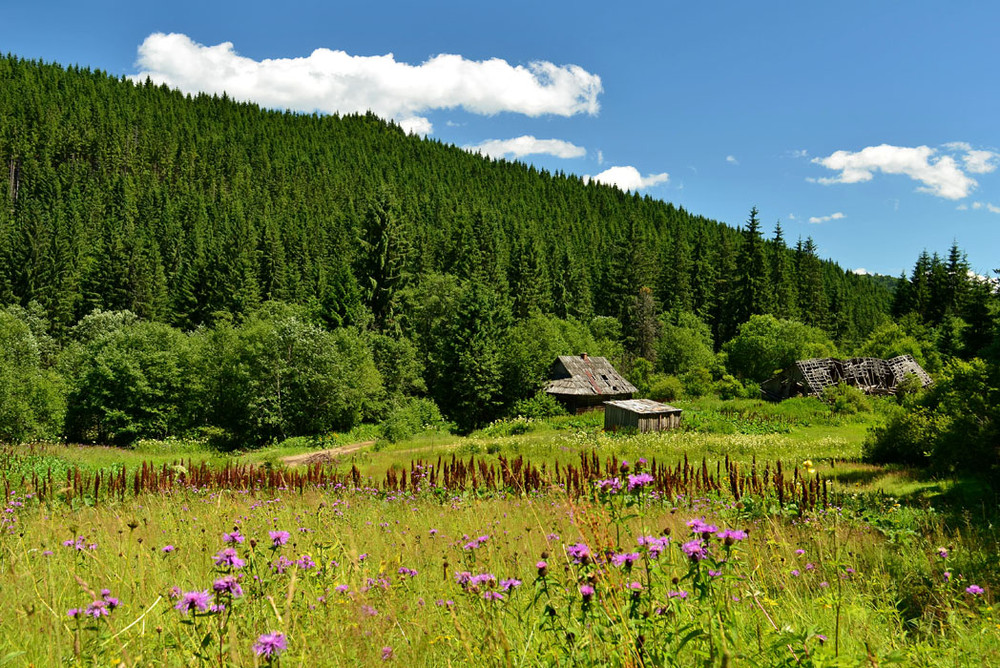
[597, 150, 604, 165]
[789, 149, 809, 159]
[811, 144, 977, 200]
[957, 203, 969, 211]
[726, 155, 739, 165]
[787, 213, 796, 220]
[963, 149, 998, 174]
[583, 166, 669, 191]
[398, 117, 433, 136]
[465, 135, 585, 160]
[808, 212, 846, 224]
[133, 32, 603, 135]
[853, 268, 869, 275]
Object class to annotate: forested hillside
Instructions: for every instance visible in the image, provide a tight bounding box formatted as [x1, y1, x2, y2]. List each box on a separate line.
[15, 54, 998, 447]
[0, 55, 889, 340]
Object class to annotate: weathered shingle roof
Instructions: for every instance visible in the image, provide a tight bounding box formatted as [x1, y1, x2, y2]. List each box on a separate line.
[604, 399, 681, 415]
[545, 355, 637, 397]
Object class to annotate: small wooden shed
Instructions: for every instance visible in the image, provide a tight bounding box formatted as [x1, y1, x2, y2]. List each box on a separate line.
[604, 399, 682, 433]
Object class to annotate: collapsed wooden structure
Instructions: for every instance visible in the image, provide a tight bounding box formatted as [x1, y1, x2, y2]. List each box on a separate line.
[604, 399, 683, 433]
[545, 353, 637, 413]
[760, 355, 933, 400]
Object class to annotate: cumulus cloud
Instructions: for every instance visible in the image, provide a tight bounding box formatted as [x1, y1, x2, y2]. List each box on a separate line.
[726, 155, 739, 165]
[811, 144, 976, 200]
[853, 268, 869, 275]
[583, 166, 669, 192]
[133, 32, 603, 134]
[808, 212, 845, 224]
[465, 135, 586, 160]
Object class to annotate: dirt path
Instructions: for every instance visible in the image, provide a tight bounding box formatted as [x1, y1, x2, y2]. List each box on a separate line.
[280, 440, 376, 467]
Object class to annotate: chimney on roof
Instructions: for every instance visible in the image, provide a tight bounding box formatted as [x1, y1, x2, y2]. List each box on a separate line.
[581, 352, 589, 362]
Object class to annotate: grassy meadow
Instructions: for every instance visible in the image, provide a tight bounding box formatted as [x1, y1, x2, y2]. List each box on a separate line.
[1, 397, 998, 666]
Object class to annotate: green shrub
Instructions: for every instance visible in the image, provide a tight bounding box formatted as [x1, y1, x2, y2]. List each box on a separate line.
[715, 374, 754, 400]
[648, 374, 684, 402]
[723, 315, 838, 382]
[680, 367, 713, 397]
[379, 397, 446, 443]
[509, 390, 567, 419]
[822, 382, 872, 415]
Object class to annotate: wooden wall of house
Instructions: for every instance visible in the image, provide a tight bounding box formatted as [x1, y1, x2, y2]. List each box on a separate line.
[605, 406, 681, 432]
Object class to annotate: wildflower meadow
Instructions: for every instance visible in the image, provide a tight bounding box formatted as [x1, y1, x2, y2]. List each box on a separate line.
[0, 413, 998, 666]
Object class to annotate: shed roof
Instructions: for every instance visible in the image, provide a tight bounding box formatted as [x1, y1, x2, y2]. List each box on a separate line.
[604, 399, 682, 415]
[545, 355, 637, 397]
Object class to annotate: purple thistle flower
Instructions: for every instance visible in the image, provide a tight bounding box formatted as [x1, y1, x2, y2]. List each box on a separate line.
[213, 575, 244, 598]
[269, 531, 290, 547]
[791, 569, 800, 577]
[454, 571, 473, 586]
[627, 581, 643, 590]
[212, 547, 246, 569]
[536, 560, 548, 576]
[253, 632, 287, 659]
[222, 530, 245, 545]
[627, 472, 655, 491]
[967, 584, 985, 595]
[398, 567, 418, 578]
[161, 545, 175, 553]
[335, 584, 350, 594]
[611, 552, 641, 568]
[469, 573, 497, 589]
[716, 529, 748, 546]
[67, 608, 82, 618]
[686, 518, 719, 536]
[943, 571, 952, 582]
[794, 549, 805, 555]
[637, 535, 670, 558]
[817, 634, 828, 644]
[500, 578, 522, 591]
[296, 554, 316, 570]
[681, 539, 708, 562]
[174, 590, 211, 614]
[668, 590, 689, 599]
[482, 591, 504, 601]
[381, 646, 393, 661]
[936, 547, 949, 559]
[567, 542, 592, 564]
[579, 584, 595, 600]
[595, 478, 622, 493]
[84, 600, 109, 618]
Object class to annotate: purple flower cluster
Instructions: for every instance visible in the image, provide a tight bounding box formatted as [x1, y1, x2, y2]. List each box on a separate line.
[174, 590, 212, 615]
[595, 478, 622, 493]
[566, 542, 592, 564]
[611, 552, 641, 568]
[398, 567, 419, 578]
[269, 530, 290, 547]
[70, 589, 120, 620]
[253, 632, 287, 659]
[212, 575, 244, 598]
[637, 535, 671, 558]
[682, 540, 709, 562]
[213, 547, 246, 569]
[627, 472, 655, 491]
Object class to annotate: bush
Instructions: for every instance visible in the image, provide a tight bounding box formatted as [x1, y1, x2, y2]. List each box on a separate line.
[380, 397, 446, 443]
[680, 367, 713, 397]
[509, 390, 567, 419]
[715, 374, 754, 400]
[821, 382, 872, 415]
[648, 374, 684, 402]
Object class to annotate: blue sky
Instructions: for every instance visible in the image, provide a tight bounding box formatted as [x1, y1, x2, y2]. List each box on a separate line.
[3, 1, 998, 277]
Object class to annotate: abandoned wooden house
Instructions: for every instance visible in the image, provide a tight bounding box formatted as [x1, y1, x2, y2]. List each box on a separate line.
[604, 399, 683, 433]
[760, 355, 933, 400]
[545, 353, 637, 413]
